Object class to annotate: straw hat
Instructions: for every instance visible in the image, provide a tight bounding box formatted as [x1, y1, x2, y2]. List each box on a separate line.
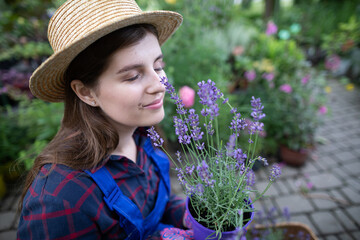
[30, 0, 183, 102]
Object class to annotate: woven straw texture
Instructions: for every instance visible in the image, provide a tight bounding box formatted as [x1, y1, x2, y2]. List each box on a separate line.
[30, 0, 182, 102]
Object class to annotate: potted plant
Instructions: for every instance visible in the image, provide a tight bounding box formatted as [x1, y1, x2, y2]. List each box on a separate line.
[230, 22, 328, 166]
[148, 77, 282, 239]
[246, 206, 318, 240]
[264, 67, 328, 167]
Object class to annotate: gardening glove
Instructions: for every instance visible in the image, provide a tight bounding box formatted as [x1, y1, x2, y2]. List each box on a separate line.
[160, 211, 194, 239]
[160, 228, 194, 240]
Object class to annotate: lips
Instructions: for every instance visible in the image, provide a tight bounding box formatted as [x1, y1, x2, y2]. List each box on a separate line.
[143, 97, 163, 109]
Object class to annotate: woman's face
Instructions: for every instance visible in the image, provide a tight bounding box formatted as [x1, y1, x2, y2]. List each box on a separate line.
[92, 32, 166, 132]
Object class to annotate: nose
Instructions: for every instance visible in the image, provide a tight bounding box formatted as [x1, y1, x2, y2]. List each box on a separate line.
[146, 70, 166, 94]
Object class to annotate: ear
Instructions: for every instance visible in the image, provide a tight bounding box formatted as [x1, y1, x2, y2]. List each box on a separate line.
[70, 80, 98, 106]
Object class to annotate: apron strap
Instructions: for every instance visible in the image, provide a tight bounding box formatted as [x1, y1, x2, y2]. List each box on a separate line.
[85, 139, 172, 239]
[85, 168, 144, 239]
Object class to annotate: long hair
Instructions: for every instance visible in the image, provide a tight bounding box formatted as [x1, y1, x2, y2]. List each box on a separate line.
[20, 24, 159, 210]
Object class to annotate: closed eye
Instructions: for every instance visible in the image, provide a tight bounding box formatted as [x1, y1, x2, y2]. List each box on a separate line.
[126, 74, 140, 81]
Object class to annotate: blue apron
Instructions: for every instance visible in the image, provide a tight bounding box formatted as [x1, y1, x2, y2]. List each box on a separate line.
[85, 139, 172, 240]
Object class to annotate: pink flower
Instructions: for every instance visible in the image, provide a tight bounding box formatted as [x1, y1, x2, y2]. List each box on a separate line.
[318, 105, 328, 115]
[266, 21, 278, 36]
[301, 75, 310, 85]
[262, 72, 275, 82]
[232, 46, 244, 56]
[244, 70, 256, 82]
[325, 54, 341, 71]
[279, 84, 292, 93]
[179, 86, 195, 108]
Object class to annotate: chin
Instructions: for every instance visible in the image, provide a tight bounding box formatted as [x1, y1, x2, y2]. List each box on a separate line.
[146, 110, 165, 126]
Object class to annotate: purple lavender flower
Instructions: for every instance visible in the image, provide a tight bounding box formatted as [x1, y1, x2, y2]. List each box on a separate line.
[188, 109, 204, 141]
[197, 160, 215, 187]
[147, 126, 164, 147]
[269, 164, 281, 181]
[258, 156, 268, 166]
[250, 96, 265, 121]
[175, 151, 182, 162]
[248, 121, 264, 135]
[283, 207, 291, 221]
[237, 163, 246, 174]
[226, 134, 236, 157]
[160, 76, 187, 115]
[230, 113, 248, 134]
[185, 165, 195, 175]
[176, 168, 186, 185]
[173, 116, 191, 144]
[196, 142, 205, 150]
[246, 169, 256, 187]
[197, 80, 222, 106]
[195, 184, 204, 196]
[204, 121, 215, 135]
[233, 148, 247, 164]
[197, 80, 222, 120]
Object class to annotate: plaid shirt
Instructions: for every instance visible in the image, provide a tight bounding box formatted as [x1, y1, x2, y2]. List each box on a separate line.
[17, 128, 186, 239]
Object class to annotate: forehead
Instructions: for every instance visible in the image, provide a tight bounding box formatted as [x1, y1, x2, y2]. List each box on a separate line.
[108, 33, 162, 66]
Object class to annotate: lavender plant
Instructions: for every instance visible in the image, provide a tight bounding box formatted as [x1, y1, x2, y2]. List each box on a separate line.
[148, 77, 281, 235]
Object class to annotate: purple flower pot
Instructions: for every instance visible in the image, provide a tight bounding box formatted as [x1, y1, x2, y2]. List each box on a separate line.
[186, 197, 254, 240]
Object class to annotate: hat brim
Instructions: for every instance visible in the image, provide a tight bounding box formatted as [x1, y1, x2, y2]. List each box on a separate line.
[30, 11, 182, 102]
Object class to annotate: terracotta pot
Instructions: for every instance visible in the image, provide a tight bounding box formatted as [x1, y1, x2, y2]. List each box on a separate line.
[279, 145, 309, 167]
[248, 222, 318, 240]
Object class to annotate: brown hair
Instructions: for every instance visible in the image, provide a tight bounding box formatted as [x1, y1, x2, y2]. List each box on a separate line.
[19, 24, 159, 210]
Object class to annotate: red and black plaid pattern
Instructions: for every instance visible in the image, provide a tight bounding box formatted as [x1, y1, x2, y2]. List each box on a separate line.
[18, 128, 186, 239]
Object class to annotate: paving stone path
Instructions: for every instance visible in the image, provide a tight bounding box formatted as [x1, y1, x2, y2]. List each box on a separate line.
[1, 79, 359, 239]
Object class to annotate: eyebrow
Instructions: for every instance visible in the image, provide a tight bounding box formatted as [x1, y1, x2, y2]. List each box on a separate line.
[116, 54, 163, 74]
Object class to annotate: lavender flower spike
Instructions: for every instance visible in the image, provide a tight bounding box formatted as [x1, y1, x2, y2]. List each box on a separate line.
[269, 164, 281, 181]
[197, 160, 215, 187]
[250, 96, 266, 121]
[147, 126, 164, 147]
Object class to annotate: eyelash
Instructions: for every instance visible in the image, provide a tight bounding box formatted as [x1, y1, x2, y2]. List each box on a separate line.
[125, 64, 165, 81]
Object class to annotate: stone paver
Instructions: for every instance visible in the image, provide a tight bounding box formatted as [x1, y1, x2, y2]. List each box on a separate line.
[1, 79, 359, 240]
[0, 212, 16, 231]
[275, 195, 314, 214]
[308, 172, 343, 189]
[311, 211, 344, 235]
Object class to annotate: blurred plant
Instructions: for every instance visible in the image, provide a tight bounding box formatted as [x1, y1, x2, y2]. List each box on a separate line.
[246, 206, 312, 240]
[0, 41, 52, 62]
[231, 21, 328, 153]
[0, 68, 33, 102]
[0, 0, 64, 56]
[0, 98, 63, 171]
[322, 15, 360, 84]
[17, 99, 63, 169]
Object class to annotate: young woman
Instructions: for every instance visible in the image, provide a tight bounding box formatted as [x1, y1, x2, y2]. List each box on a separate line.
[17, 0, 191, 239]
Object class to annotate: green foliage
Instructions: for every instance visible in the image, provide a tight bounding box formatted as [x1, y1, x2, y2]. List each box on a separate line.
[322, 15, 360, 56]
[0, 0, 63, 61]
[0, 98, 63, 170]
[276, 0, 360, 46]
[0, 105, 29, 164]
[17, 99, 63, 169]
[0, 41, 53, 61]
